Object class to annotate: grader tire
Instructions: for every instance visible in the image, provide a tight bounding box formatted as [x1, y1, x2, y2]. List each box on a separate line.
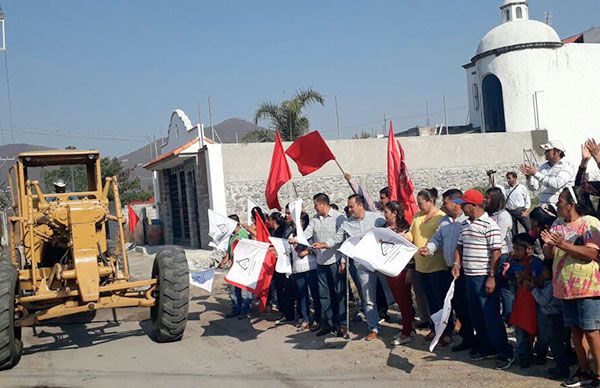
[0, 257, 22, 370]
[150, 246, 189, 343]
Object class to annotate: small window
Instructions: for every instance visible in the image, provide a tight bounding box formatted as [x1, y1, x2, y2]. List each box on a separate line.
[516, 7, 523, 19]
[505, 9, 511, 21]
[473, 84, 480, 111]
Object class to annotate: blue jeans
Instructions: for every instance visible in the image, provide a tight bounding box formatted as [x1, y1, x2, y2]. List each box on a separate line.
[415, 269, 454, 334]
[356, 266, 386, 333]
[465, 275, 513, 359]
[317, 262, 347, 328]
[292, 270, 321, 324]
[537, 312, 570, 373]
[348, 258, 365, 312]
[496, 254, 514, 322]
[515, 327, 533, 362]
[453, 270, 475, 344]
[230, 285, 252, 315]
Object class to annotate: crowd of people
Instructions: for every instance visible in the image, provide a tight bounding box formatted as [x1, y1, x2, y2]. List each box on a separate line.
[218, 138, 600, 387]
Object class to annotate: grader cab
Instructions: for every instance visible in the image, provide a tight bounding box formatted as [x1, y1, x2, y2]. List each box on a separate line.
[0, 150, 190, 370]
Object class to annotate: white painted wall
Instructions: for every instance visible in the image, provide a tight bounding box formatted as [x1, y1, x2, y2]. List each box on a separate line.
[466, 43, 600, 176]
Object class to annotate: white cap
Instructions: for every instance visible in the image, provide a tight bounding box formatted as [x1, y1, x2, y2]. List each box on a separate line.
[53, 179, 66, 188]
[539, 140, 566, 153]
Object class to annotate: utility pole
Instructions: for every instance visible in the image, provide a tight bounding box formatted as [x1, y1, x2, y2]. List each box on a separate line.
[443, 94, 448, 135]
[197, 103, 205, 148]
[426, 99, 430, 127]
[383, 113, 387, 137]
[208, 96, 215, 142]
[335, 96, 341, 140]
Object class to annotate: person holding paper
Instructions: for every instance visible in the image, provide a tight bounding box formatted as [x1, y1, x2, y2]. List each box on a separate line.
[219, 214, 253, 319]
[405, 188, 449, 344]
[383, 200, 415, 346]
[291, 211, 321, 332]
[269, 212, 297, 326]
[322, 194, 387, 341]
[419, 189, 475, 352]
[302, 193, 347, 337]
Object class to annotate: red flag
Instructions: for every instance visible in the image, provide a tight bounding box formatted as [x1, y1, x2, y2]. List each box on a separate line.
[509, 287, 537, 335]
[387, 121, 418, 223]
[285, 131, 336, 176]
[128, 206, 139, 234]
[253, 214, 277, 313]
[265, 131, 292, 210]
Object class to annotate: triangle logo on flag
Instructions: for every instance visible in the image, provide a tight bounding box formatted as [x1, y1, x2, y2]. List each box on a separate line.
[237, 258, 250, 271]
[218, 224, 227, 234]
[380, 241, 394, 256]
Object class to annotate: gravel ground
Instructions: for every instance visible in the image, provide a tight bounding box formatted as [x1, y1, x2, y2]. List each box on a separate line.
[1, 248, 561, 387]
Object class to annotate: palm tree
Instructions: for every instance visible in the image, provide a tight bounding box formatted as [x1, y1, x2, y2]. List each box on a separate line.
[247, 88, 325, 142]
[352, 130, 372, 139]
[240, 128, 276, 143]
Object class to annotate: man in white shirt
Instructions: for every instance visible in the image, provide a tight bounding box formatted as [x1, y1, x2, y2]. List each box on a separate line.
[521, 140, 575, 206]
[503, 171, 532, 237]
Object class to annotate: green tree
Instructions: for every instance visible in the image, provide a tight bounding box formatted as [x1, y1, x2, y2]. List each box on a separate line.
[240, 128, 276, 143]
[245, 88, 325, 143]
[352, 131, 372, 139]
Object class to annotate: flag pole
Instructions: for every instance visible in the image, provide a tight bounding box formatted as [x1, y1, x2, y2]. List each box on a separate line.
[334, 159, 357, 194]
[345, 261, 350, 340]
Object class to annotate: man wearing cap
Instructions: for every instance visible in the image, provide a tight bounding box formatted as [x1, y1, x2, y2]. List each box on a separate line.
[520, 140, 575, 206]
[452, 189, 514, 370]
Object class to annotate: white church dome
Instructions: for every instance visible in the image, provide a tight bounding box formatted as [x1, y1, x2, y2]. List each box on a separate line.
[476, 19, 561, 55]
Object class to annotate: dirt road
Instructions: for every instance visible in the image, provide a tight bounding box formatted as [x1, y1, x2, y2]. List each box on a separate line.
[1, 250, 556, 387]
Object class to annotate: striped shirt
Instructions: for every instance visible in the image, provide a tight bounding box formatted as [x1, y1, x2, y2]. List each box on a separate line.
[457, 212, 502, 276]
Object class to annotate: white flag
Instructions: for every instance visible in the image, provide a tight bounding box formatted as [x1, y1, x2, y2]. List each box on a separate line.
[247, 198, 266, 225]
[269, 237, 292, 275]
[289, 198, 309, 246]
[189, 268, 216, 293]
[225, 238, 270, 291]
[429, 279, 456, 352]
[338, 227, 417, 277]
[208, 209, 238, 252]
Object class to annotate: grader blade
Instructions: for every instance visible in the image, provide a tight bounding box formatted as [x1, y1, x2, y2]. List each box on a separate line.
[68, 203, 101, 302]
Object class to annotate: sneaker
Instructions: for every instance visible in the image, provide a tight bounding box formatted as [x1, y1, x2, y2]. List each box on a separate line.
[316, 325, 333, 337]
[309, 322, 321, 332]
[337, 325, 349, 338]
[469, 350, 498, 361]
[297, 322, 309, 331]
[275, 317, 293, 326]
[494, 357, 514, 370]
[391, 334, 413, 346]
[562, 369, 594, 387]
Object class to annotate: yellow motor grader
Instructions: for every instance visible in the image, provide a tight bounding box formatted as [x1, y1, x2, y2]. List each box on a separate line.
[0, 150, 189, 370]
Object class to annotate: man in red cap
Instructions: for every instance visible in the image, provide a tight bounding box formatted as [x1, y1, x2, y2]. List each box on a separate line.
[452, 189, 514, 370]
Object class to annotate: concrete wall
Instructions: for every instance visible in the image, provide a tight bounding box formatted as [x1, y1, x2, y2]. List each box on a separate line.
[217, 130, 548, 217]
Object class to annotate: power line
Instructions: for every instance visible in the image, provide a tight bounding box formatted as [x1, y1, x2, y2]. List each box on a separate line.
[0, 124, 151, 142]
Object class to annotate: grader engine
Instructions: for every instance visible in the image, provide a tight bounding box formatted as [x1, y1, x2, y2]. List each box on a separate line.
[0, 150, 190, 370]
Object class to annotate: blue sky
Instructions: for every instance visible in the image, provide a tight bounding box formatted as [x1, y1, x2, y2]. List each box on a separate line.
[0, 0, 597, 156]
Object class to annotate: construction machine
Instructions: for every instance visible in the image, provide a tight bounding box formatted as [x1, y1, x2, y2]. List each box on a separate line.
[0, 150, 189, 370]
